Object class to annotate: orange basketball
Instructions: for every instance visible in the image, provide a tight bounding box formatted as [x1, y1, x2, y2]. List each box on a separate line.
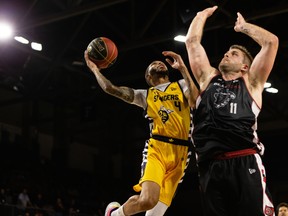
[87, 37, 118, 69]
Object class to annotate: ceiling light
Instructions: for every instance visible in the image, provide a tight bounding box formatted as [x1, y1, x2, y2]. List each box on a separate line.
[14, 36, 29, 44]
[264, 82, 271, 88]
[265, 87, 278, 93]
[0, 22, 13, 40]
[31, 42, 42, 51]
[174, 35, 186, 42]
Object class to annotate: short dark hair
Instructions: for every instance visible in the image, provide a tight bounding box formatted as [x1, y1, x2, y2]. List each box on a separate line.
[230, 44, 254, 66]
[277, 202, 288, 213]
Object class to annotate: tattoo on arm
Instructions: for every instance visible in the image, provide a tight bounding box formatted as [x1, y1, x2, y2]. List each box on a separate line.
[94, 70, 134, 103]
[109, 86, 134, 103]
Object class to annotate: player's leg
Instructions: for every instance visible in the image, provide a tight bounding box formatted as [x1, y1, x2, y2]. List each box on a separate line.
[106, 139, 163, 216]
[106, 181, 160, 216]
[145, 144, 190, 216]
[145, 201, 168, 216]
[124, 181, 160, 214]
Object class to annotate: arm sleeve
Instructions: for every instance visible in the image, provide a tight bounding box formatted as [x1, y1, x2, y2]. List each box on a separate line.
[178, 79, 188, 93]
[131, 89, 147, 109]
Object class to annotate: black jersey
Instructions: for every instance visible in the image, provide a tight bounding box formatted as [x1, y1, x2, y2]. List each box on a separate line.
[193, 75, 264, 162]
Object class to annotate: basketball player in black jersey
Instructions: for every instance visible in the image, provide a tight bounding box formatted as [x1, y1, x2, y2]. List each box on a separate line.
[84, 50, 198, 216]
[185, 5, 278, 216]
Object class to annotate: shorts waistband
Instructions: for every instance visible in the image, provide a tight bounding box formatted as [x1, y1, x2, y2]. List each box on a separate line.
[215, 148, 258, 160]
[151, 134, 190, 147]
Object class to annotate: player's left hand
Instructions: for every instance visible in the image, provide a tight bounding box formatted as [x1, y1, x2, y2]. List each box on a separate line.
[234, 12, 246, 32]
[162, 51, 185, 70]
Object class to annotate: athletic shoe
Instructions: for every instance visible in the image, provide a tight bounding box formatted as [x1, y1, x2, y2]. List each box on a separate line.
[105, 201, 121, 216]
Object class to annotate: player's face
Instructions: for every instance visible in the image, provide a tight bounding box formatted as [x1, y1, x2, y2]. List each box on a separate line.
[145, 61, 169, 86]
[218, 48, 245, 74]
[147, 61, 168, 74]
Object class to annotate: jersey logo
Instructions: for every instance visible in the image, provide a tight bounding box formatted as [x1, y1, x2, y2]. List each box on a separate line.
[214, 87, 236, 108]
[248, 168, 256, 174]
[158, 106, 174, 123]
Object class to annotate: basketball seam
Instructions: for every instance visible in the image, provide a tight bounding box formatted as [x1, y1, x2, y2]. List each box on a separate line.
[88, 37, 118, 68]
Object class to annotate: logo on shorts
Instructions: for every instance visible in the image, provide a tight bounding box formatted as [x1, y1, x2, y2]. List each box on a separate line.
[248, 168, 256, 174]
[264, 205, 274, 216]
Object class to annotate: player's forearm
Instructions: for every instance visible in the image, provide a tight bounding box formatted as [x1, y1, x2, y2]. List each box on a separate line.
[186, 6, 218, 46]
[108, 86, 134, 103]
[239, 22, 278, 47]
[179, 67, 198, 108]
[185, 14, 206, 46]
[179, 67, 193, 87]
[93, 71, 134, 103]
[92, 68, 114, 93]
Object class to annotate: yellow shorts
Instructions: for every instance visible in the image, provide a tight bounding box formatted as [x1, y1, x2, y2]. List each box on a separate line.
[133, 138, 190, 206]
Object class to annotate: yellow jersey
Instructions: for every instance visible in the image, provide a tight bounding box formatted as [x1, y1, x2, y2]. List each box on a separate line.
[145, 81, 192, 141]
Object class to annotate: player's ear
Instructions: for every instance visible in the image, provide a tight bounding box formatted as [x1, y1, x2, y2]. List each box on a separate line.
[241, 64, 249, 72]
[145, 74, 152, 86]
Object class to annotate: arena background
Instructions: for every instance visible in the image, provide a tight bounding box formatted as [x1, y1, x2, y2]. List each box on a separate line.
[0, 0, 287, 215]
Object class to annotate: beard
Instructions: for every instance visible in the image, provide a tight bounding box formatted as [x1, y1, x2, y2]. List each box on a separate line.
[218, 62, 231, 73]
[218, 62, 241, 73]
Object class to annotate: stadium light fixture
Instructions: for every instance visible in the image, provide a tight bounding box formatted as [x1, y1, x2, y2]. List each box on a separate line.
[0, 21, 13, 40]
[31, 42, 42, 51]
[14, 36, 29, 44]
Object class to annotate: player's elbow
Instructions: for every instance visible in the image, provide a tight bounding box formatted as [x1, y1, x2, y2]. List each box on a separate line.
[185, 35, 201, 47]
[265, 34, 279, 49]
[271, 34, 279, 48]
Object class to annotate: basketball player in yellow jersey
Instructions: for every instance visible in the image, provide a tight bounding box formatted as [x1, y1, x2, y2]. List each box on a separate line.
[84, 50, 198, 216]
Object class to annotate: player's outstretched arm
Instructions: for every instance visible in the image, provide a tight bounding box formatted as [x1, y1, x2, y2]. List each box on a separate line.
[84, 50, 134, 103]
[185, 6, 218, 89]
[234, 12, 279, 88]
[162, 50, 199, 108]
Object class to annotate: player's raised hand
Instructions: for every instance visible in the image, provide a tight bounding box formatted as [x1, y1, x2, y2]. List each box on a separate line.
[234, 12, 246, 32]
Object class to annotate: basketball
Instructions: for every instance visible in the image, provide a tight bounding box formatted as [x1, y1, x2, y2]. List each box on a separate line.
[87, 37, 118, 69]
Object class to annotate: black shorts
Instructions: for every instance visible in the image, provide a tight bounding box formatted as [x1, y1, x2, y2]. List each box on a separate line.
[198, 153, 274, 216]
